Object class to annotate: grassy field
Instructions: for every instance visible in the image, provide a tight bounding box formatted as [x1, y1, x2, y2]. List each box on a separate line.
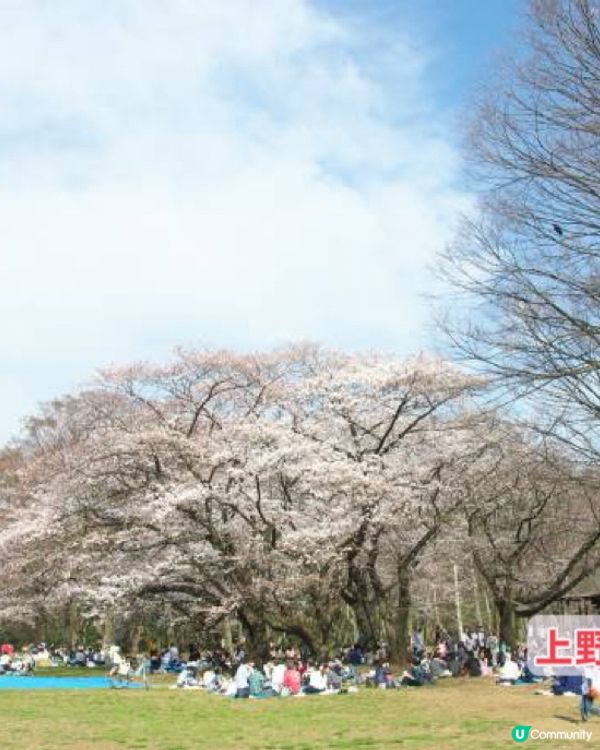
[0, 677, 592, 750]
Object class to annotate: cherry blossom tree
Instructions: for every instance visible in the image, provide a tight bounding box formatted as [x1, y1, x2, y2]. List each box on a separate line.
[1, 347, 488, 660]
[13, 346, 600, 659]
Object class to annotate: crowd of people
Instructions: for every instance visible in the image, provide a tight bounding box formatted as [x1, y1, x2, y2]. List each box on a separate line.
[0, 626, 533, 689]
[0, 642, 57, 673]
[158, 625, 541, 697]
[2, 624, 598, 712]
[175, 657, 357, 697]
[0, 643, 34, 674]
[0, 642, 111, 672]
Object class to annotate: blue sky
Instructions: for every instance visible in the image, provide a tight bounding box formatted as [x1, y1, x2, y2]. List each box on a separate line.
[318, 0, 523, 101]
[0, 0, 524, 444]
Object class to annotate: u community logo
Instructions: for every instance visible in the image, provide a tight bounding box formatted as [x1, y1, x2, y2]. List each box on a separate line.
[511, 725, 593, 743]
[512, 726, 531, 743]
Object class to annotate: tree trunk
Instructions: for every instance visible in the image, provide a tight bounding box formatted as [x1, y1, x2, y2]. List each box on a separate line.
[482, 586, 493, 633]
[102, 608, 115, 651]
[67, 601, 80, 650]
[497, 598, 516, 652]
[390, 568, 411, 665]
[453, 564, 463, 639]
[432, 585, 440, 628]
[471, 566, 483, 626]
[237, 609, 271, 661]
[351, 598, 380, 651]
[34, 606, 48, 643]
[221, 617, 233, 652]
[128, 622, 144, 657]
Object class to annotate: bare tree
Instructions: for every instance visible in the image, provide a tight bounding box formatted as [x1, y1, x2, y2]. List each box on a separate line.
[440, 0, 600, 460]
[461, 425, 600, 647]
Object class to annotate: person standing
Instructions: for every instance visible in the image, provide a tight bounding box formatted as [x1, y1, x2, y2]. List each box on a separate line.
[581, 678, 600, 721]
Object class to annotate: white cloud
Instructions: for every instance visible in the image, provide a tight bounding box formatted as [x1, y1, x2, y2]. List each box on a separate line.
[0, 0, 470, 443]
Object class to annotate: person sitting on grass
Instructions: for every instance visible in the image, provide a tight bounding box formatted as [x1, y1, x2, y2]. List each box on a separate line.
[456, 642, 469, 674]
[202, 666, 223, 692]
[466, 651, 482, 677]
[176, 666, 199, 688]
[304, 663, 328, 694]
[283, 660, 302, 695]
[495, 652, 521, 685]
[159, 649, 171, 672]
[327, 661, 346, 692]
[201, 666, 215, 691]
[518, 663, 542, 684]
[149, 652, 161, 673]
[13, 653, 35, 675]
[93, 648, 105, 667]
[430, 652, 451, 678]
[72, 647, 86, 668]
[234, 659, 253, 699]
[0, 651, 14, 673]
[401, 657, 433, 687]
[270, 661, 286, 695]
[373, 661, 393, 689]
[347, 643, 364, 666]
[248, 664, 272, 698]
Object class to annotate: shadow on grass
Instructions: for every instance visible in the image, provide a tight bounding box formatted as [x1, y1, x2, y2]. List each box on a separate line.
[553, 714, 580, 724]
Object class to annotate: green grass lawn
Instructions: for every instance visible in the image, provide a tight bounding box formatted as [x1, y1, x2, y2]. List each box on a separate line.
[0, 678, 590, 750]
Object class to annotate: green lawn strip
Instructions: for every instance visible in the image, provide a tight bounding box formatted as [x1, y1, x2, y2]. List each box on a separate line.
[0, 679, 586, 749]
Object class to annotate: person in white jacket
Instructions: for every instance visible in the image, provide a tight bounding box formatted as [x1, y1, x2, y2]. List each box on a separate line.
[270, 662, 286, 694]
[305, 664, 327, 694]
